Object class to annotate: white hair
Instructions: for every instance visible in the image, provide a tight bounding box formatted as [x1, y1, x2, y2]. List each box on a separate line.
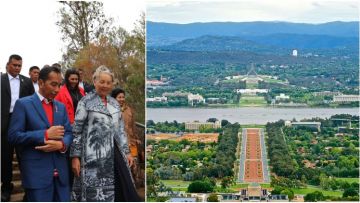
[92, 65, 114, 82]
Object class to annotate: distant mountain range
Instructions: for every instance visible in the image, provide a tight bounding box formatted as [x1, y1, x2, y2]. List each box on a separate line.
[147, 21, 359, 48]
[156, 34, 358, 53]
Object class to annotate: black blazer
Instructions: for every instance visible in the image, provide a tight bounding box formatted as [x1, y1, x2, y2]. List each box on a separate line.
[83, 81, 94, 94]
[1, 73, 35, 135]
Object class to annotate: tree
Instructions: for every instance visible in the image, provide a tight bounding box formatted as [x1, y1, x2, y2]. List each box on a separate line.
[146, 168, 160, 198]
[281, 189, 294, 201]
[207, 194, 219, 202]
[207, 118, 218, 123]
[304, 191, 325, 202]
[187, 180, 214, 193]
[343, 187, 359, 198]
[73, 16, 145, 123]
[319, 173, 330, 190]
[146, 120, 155, 127]
[221, 176, 233, 189]
[57, 1, 111, 67]
[221, 119, 229, 127]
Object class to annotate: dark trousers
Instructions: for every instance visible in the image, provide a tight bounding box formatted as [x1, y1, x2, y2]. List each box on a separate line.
[66, 151, 74, 191]
[26, 177, 70, 202]
[1, 130, 14, 190]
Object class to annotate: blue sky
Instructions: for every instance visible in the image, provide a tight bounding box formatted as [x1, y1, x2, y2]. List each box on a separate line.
[147, 0, 359, 24]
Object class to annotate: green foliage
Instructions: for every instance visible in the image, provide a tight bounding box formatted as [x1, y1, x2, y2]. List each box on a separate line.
[57, 1, 111, 66]
[343, 187, 359, 198]
[267, 121, 296, 177]
[187, 180, 215, 193]
[221, 176, 234, 189]
[207, 194, 219, 202]
[152, 121, 185, 133]
[281, 189, 295, 201]
[304, 191, 325, 202]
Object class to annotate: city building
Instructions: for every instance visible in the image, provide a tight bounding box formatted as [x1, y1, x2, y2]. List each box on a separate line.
[241, 64, 263, 84]
[225, 75, 242, 80]
[146, 96, 167, 102]
[236, 89, 268, 95]
[146, 79, 166, 86]
[168, 197, 196, 202]
[275, 93, 290, 101]
[290, 121, 321, 131]
[185, 120, 221, 131]
[313, 91, 342, 97]
[187, 93, 205, 106]
[333, 95, 359, 103]
[238, 183, 272, 201]
[292, 49, 298, 57]
[163, 91, 189, 97]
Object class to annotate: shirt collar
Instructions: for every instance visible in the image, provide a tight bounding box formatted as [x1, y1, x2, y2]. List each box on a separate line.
[8, 73, 20, 80]
[36, 91, 52, 104]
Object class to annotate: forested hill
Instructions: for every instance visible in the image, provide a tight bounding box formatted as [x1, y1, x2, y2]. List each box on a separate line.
[154, 34, 358, 53]
[147, 21, 359, 46]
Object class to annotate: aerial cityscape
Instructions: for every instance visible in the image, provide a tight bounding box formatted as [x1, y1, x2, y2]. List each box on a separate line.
[146, 0, 359, 202]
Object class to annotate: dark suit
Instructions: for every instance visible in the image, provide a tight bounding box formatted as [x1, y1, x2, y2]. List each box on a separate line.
[8, 94, 73, 201]
[83, 81, 94, 94]
[1, 73, 34, 191]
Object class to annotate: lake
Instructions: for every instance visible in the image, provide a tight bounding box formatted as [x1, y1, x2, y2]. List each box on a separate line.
[147, 107, 358, 124]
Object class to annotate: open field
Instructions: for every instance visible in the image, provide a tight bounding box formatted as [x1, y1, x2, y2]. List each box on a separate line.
[239, 96, 267, 107]
[161, 180, 191, 188]
[174, 133, 219, 142]
[147, 133, 178, 140]
[292, 186, 343, 197]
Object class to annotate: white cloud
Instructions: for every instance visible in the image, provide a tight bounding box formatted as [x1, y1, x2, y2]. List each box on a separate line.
[147, 0, 359, 23]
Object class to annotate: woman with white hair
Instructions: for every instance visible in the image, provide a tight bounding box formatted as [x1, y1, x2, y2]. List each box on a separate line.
[70, 66, 140, 201]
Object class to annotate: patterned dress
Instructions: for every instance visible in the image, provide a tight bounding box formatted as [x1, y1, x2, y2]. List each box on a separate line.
[70, 92, 135, 201]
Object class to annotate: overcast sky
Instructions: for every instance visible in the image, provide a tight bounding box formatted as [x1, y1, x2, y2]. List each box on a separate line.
[147, 0, 359, 24]
[0, 0, 144, 76]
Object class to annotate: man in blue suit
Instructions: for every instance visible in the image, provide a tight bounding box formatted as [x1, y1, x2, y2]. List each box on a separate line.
[8, 66, 73, 202]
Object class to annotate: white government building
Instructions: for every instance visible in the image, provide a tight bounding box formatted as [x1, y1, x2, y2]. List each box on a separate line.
[333, 95, 359, 103]
[185, 120, 221, 130]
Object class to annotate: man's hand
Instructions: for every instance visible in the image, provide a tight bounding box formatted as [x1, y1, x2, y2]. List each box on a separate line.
[72, 158, 81, 177]
[47, 126, 64, 140]
[35, 140, 63, 152]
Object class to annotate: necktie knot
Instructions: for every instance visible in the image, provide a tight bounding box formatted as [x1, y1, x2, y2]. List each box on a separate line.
[43, 98, 53, 104]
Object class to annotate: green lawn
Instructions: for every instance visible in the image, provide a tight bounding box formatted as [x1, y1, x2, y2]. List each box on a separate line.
[231, 183, 249, 189]
[292, 186, 343, 197]
[222, 78, 244, 83]
[260, 183, 272, 188]
[334, 178, 359, 183]
[246, 83, 258, 89]
[262, 78, 285, 83]
[239, 96, 267, 107]
[161, 180, 191, 188]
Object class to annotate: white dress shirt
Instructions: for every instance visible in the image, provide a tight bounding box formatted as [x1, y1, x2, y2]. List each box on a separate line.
[33, 81, 39, 92]
[79, 81, 84, 89]
[8, 74, 20, 113]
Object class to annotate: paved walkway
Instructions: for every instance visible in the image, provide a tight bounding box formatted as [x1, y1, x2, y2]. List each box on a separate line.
[238, 128, 270, 183]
